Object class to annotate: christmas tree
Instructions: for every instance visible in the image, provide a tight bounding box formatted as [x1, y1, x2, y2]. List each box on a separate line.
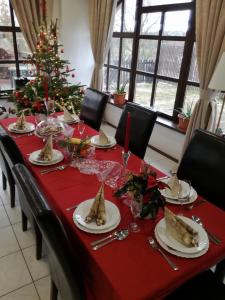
[14, 20, 84, 115]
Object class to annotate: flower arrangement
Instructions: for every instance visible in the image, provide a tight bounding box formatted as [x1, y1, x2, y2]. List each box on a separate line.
[114, 166, 168, 219]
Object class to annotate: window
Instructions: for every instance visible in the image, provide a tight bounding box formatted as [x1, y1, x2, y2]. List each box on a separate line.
[0, 0, 31, 91]
[104, 0, 199, 122]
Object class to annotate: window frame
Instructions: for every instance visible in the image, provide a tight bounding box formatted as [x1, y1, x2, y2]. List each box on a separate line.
[104, 0, 198, 122]
[0, 0, 23, 90]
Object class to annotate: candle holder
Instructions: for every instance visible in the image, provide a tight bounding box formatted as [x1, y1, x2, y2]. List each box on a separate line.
[122, 150, 131, 168]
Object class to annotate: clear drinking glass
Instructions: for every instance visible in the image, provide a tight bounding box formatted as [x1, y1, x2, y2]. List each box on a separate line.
[78, 120, 85, 138]
[129, 194, 142, 233]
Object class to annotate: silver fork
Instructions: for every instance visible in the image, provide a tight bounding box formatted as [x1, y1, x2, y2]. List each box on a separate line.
[148, 237, 179, 271]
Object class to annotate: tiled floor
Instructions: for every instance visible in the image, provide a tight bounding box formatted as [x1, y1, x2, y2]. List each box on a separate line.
[0, 123, 177, 299]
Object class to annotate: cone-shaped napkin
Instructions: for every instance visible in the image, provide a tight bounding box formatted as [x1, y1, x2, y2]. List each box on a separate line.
[15, 110, 26, 130]
[38, 135, 53, 161]
[99, 130, 110, 145]
[166, 174, 180, 197]
[164, 207, 199, 247]
[63, 107, 75, 122]
[85, 184, 106, 226]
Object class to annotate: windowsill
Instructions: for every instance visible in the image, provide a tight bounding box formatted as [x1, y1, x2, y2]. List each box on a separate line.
[108, 99, 186, 135]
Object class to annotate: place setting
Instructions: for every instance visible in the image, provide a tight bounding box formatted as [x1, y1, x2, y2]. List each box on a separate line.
[73, 184, 121, 235]
[153, 207, 209, 259]
[8, 110, 35, 134]
[90, 130, 116, 149]
[28, 134, 64, 166]
[57, 107, 80, 124]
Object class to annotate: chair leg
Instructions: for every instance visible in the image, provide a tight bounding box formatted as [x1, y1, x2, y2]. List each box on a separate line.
[35, 225, 42, 260]
[21, 211, 28, 231]
[2, 172, 6, 190]
[50, 279, 58, 300]
[215, 260, 225, 282]
[9, 183, 15, 208]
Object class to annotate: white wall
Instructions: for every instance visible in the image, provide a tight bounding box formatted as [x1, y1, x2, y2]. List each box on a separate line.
[60, 0, 94, 86]
[59, 0, 185, 161]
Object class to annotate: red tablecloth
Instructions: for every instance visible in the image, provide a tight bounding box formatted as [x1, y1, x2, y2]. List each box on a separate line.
[1, 116, 225, 300]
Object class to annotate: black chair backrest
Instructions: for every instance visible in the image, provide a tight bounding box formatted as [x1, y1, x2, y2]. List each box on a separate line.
[115, 102, 157, 159]
[177, 129, 225, 210]
[0, 129, 12, 182]
[80, 88, 109, 131]
[0, 134, 24, 169]
[12, 164, 50, 218]
[36, 213, 84, 300]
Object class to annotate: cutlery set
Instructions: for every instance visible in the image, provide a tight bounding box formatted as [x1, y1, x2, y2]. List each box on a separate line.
[40, 164, 70, 174]
[91, 229, 129, 250]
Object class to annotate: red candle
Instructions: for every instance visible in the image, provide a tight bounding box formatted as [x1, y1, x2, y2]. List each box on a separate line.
[124, 112, 131, 153]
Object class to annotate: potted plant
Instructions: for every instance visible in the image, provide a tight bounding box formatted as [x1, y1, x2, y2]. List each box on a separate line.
[176, 102, 193, 133]
[113, 82, 127, 105]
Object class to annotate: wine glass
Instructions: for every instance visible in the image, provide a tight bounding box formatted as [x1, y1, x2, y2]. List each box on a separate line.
[129, 193, 142, 233]
[178, 179, 191, 215]
[78, 120, 85, 138]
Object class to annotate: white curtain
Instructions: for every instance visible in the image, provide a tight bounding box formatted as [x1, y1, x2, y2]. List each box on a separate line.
[89, 0, 117, 90]
[181, 0, 225, 155]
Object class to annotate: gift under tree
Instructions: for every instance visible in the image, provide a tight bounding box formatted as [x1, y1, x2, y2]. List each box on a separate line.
[14, 20, 84, 115]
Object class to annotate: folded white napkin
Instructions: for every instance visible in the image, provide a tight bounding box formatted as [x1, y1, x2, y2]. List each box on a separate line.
[99, 130, 110, 145]
[63, 107, 75, 122]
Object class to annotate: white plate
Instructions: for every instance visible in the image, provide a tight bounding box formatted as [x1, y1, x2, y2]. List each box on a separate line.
[161, 179, 190, 200]
[73, 215, 121, 234]
[29, 149, 64, 166]
[90, 135, 116, 148]
[154, 230, 209, 258]
[8, 122, 35, 133]
[57, 114, 79, 124]
[74, 199, 120, 231]
[165, 188, 197, 205]
[155, 216, 209, 254]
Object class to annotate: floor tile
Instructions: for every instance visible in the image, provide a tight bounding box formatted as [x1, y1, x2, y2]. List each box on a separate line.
[22, 245, 49, 281]
[12, 222, 35, 250]
[34, 275, 51, 300]
[0, 226, 19, 258]
[0, 251, 32, 296]
[0, 284, 39, 300]
[4, 203, 21, 225]
[0, 205, 10, 229]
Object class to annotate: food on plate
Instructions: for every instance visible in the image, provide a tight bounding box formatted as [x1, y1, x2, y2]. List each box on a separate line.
[166, 174, 181, 197]
[14, 111, 26, 130]
[164, 207, 199, 247]
[63, 107, 75, 122]
[38, 135, 53, 161]
[85, 184, 106, 226]
[99, 130, 110, 145]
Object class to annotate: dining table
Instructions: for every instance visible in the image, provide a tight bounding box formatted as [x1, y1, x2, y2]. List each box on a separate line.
[1, 114, 225, 300]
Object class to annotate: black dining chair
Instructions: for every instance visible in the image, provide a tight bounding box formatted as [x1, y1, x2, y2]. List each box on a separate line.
[36, 212, 84, 300]
[177, 129, 225, 282]
[0, 130, 24, 207]
[79, 88, 109, 131]
[165, 269, 225, 299]
[115, 102, 157, 159]
[12, 163, 51, 260]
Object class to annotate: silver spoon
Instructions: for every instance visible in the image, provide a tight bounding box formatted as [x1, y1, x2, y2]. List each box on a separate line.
[192, 215, 221, 245]
[40, 164, 68, 174]
[91, 229, 128, 247]
[66, 204, 78, 211]
[92, 229, 129, 250]
[148, 237, 179, 271]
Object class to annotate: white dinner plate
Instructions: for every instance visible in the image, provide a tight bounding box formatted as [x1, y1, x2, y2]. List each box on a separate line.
[90, 135, 116, 148]
[8, 122, 35, 133]
[73, 199, 120, 231]
[154, 230, 209, 258]
[73, 215, 121, 234]
[57, 114, 80, 124]
[161, 179, 190, 200]
[155, 216, 209, 254]
[29, 149, 64, 166]
[165, 188, 197, 205]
